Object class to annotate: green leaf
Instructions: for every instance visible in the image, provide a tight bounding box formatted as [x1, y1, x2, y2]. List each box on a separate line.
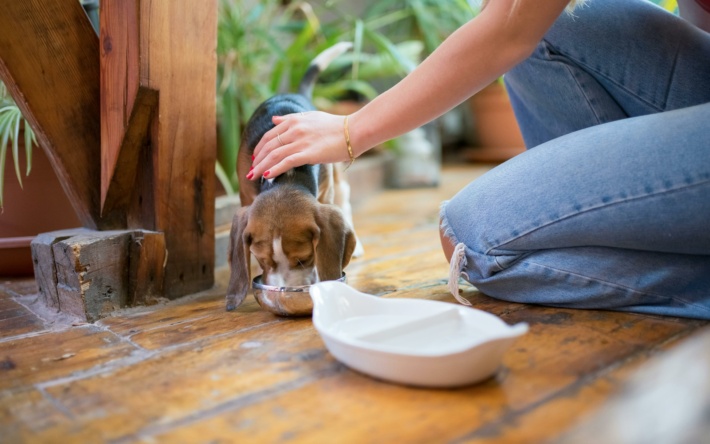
[0, 109, 12, 148]
[410, 0, 439, 53]
[215, 161, 236, 196]
[352, 19, 364, 81]
[11, 110, 22, 188]
[283, 19, 319, 91]
[24, 119, 32, 176]
[363, 9, 412, 33]
[0, 121, 7, 210]
[217, 84, 241, 193]
[362, 27, 417, 75]
[314, 79, 379, 101]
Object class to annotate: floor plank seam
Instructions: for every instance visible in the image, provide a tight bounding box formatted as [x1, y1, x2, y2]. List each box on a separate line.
[8, 291, 87, 334]
[34, 319, 285, 389]
[107, 364, 348, 444]
[34, 347, 158, 390]
[37, 385, 76, 421]
[103, 313, 215, 338]
[0, 327, 55, 344]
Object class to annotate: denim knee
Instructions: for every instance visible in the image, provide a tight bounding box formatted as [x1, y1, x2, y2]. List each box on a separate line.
[439, 194, 517, 292]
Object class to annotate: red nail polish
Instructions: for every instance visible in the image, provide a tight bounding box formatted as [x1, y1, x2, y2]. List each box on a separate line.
[246, 172, 254, 180]
[251, 155, 255, 161]
[249, 165, 254, 171]
[263, 170, 270, 178]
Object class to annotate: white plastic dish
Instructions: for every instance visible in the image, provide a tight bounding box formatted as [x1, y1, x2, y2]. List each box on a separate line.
[309, 281, 528, 388]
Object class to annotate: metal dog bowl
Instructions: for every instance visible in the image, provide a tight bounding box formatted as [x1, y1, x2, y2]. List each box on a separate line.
[252, 273, 347, 317]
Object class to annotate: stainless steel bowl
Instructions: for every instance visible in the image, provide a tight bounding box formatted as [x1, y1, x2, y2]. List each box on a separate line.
[252, 273, 347, 317]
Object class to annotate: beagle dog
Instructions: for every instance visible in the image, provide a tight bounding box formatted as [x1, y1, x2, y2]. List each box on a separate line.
[226, 42, 361, 311]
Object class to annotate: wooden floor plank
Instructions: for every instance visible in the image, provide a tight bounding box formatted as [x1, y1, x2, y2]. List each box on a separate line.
[141, 322, 701, 444]
[0, 165, 706, 442]
[0, 326, 139, 391]
[0, 288, 45, 338]
[35, 320, 340, 442]
[0, 387, 71, 443]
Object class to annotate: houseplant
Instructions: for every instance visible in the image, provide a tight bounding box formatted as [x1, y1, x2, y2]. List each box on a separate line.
[0, 82, 80, 276]
[0, 0, 97, 276]
[356, 0, 480, 185]
[0, 82, 35, 209]
[463, 79, 526, 162]
[215, 0, 422, 194]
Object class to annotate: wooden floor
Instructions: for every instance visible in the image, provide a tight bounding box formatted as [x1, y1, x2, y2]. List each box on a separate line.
[1, 164, 708, 443]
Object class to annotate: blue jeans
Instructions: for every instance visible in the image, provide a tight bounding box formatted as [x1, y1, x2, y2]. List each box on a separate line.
[440, 0, 710, 319]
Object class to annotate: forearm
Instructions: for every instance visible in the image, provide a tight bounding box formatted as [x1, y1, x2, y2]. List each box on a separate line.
[247, 0, 572, 181]
[677, 0, 710, 32]
[348, 0, 570, 156]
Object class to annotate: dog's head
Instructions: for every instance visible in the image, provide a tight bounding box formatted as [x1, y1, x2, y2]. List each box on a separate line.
[225, 187, 356, 311]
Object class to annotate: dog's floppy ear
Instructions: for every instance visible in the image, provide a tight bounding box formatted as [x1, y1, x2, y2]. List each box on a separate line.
[314, 204, 356, 281]
[226, 206, 252, 311]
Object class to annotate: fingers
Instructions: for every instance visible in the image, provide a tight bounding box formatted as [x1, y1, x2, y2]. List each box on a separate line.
[258, 150, 309, 181]
[248, 111, 330, 182]
[249, 119, 287, 180]
[249, 140, 307, 181]
[250, 114, 304, 181]
[252, 116, 287, 160]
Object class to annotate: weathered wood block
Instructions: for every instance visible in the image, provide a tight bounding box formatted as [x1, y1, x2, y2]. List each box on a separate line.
[31, 228, 91, 312]
[53, 231, 132, 322]
[32, 229, 167, 322]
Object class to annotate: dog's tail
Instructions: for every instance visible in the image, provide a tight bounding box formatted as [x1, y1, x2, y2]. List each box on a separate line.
[298, 42, 353, 98]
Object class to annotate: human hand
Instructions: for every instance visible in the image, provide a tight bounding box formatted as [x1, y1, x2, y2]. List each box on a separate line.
[248, 111, 351, 181]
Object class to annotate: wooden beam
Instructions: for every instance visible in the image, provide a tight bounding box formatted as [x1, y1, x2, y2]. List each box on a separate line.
[0, 0, 120, 229]
[100, 0, 141, 211]
[101, 86, 158, 219]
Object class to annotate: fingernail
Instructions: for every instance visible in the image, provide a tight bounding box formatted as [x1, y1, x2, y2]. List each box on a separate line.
[249, 165, 254, 171]
[264, 170, 271, 178]
[251, 155, 255, 161]
[246, 172, 254, 180]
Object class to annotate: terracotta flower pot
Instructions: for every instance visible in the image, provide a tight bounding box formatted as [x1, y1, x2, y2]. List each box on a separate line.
[0, 145, 81, 276]
[464, 81, 526, 162]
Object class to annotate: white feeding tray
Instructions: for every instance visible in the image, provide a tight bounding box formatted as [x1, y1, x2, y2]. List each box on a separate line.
[310, 281, 528, 388]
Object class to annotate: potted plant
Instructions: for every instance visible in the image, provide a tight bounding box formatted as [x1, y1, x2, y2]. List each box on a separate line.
[0, 82, 80, 276]
[463, 78, 526, 162]
[215, 0, 423, 195]
[354, 0, 481, 186]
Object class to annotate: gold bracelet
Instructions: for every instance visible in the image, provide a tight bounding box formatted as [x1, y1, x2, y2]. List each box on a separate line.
[343, 115, 355, 170]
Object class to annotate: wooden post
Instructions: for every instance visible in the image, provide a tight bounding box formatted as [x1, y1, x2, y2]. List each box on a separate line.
[101, 0, 217, 298]
[2, 0, 217, 319]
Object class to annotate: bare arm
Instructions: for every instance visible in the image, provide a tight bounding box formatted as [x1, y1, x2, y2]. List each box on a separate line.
[249, 0, 571, 180]
[677, 0, 710, 32]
